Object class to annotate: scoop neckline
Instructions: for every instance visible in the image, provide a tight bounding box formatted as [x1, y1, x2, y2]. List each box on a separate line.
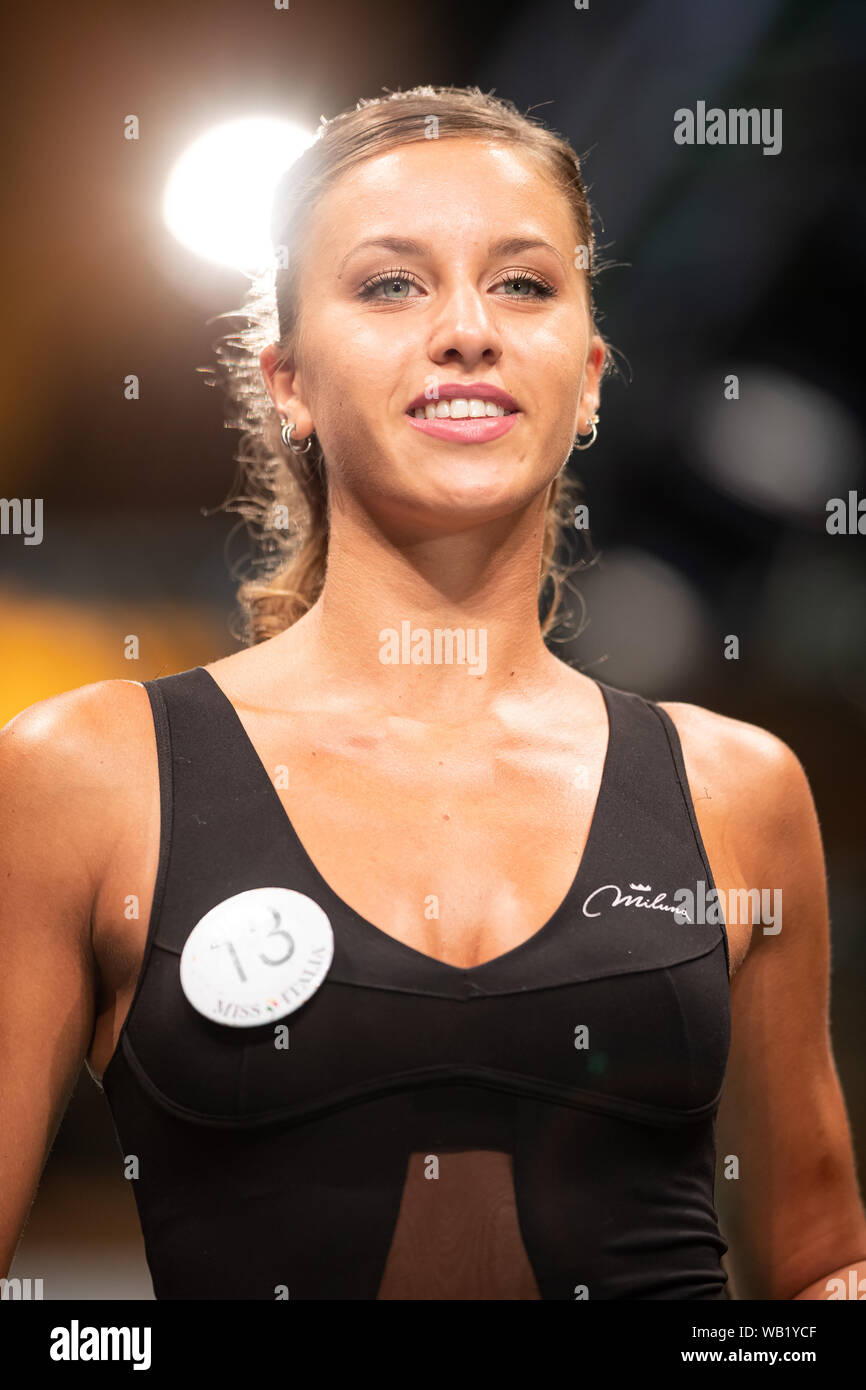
[193, 664, 615, 975]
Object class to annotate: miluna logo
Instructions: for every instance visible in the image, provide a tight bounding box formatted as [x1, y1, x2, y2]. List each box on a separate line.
[674, 101, 782, 156]
[581, 879, 782, 934]
[49, 1320, 151, 1371]
[582, 882, 692, 921]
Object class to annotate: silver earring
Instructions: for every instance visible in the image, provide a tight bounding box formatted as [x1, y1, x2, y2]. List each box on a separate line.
[280, 417, 313, 454]
[574, 412, 599, 451]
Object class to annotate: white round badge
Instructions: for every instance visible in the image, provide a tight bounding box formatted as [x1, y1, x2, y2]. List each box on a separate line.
[179, 887, 334, 1027]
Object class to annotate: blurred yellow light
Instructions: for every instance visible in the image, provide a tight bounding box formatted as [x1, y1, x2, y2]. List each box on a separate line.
[0, 592, 232, 727]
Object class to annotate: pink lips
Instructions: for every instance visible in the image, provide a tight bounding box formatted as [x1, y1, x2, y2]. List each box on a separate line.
[404, 383, 521, 444]
[405, 412, 519, 443]
[405, 382, 519, 414]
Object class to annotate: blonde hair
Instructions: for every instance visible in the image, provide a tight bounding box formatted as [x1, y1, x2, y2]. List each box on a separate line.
[206, 84, 614, 646]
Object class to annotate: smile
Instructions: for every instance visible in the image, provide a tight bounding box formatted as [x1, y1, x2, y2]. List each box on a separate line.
[405, 398, 520, 444]
[412, 398, 513, 419]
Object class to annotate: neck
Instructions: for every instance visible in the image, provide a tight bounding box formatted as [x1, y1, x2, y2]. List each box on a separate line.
[275, 499, 566, 723]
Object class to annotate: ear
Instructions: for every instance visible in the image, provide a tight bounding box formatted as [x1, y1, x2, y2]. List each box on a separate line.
[259, 343, 315, 434]
[577, 333, 608, 432]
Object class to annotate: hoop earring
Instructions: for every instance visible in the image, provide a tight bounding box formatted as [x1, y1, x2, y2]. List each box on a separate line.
[574, 413, 599, 451]
[280, 417, 313, 455]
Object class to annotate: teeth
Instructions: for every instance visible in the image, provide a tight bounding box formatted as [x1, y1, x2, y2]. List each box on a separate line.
[412, 398, 510, 419]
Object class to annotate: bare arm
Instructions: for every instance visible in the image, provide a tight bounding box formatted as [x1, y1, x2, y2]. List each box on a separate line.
[713, 731, 866, 1299]
[0, 685, 118, 1276]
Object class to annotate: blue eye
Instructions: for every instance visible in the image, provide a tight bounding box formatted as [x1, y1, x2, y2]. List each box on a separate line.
[357, 268, 420, 301]
[357, 266, 558, 302]
[494, 270, 557, 299]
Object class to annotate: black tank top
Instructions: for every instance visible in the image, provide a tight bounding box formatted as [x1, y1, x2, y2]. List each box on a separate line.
[101, 665, 731, 1300]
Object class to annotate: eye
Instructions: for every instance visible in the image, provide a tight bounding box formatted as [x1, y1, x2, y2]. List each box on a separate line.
[492, 269, 557, 300]
[356, 265, 558, 303]
[357, 267, 422, 301]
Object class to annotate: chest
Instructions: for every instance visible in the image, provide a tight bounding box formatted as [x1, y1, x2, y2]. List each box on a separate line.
[89, 682, 747, 1080]
[233, 709, 611, 968]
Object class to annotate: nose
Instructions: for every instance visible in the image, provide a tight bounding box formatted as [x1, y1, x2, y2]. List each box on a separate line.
[426, 278, 504, 370]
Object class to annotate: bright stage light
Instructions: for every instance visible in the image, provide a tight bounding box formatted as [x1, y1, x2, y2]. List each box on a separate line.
[162, 117, 316, 273]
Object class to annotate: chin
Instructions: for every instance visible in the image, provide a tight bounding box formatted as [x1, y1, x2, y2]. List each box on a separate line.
[385, 471, 545, 530]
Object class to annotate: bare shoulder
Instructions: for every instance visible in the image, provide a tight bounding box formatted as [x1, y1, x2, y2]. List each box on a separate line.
[0, 678, 156, 883]
[656, 696, 817, 876]
[656, 697, 800, 779]
[0, 675, 154, 769]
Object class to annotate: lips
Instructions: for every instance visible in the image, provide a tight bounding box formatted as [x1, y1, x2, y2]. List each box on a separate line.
[405, 411, 519, 445]
[404, 382, 519, 415]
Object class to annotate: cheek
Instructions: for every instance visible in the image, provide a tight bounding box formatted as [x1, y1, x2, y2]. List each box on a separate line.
[303, 311, 400, 420]
[526, 335, 588, 452]
[515, 302, 588, 383]
[536, 312, 589, 378]
[299, 347, 388, 469]
[526, 352, 587, 445]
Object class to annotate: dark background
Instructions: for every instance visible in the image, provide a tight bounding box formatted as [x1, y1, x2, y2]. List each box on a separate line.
[2, 0, 864, 1296]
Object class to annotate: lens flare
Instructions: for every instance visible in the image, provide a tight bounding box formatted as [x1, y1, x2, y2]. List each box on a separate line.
[162, 116, 316, 272]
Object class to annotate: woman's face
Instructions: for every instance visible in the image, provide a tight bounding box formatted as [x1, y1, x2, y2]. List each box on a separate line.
[262, 136, 606, 528]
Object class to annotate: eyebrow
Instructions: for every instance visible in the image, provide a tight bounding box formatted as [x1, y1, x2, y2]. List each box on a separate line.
[337, 235, 567, 275]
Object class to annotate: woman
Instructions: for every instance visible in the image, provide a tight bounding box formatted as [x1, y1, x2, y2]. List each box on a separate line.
[2, 85, 864, 1301]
